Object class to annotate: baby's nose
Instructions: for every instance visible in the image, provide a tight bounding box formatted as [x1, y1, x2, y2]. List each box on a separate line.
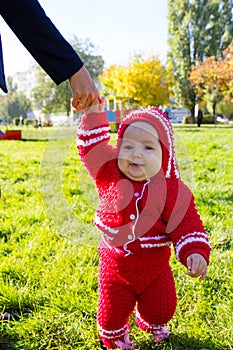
[132, 146, 142, 157]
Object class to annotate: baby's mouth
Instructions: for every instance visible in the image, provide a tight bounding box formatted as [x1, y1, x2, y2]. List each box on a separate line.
[130, 162, 143, 167]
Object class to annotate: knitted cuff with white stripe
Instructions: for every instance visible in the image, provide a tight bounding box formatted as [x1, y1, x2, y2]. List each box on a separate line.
[175, 232, 212, 266]
[98, 323, 130, 349]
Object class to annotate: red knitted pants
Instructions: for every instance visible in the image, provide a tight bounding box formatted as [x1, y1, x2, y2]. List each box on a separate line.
[97, 248, 177, 348]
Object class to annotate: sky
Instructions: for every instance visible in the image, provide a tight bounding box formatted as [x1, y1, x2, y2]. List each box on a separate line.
[0, 0, 169, 77]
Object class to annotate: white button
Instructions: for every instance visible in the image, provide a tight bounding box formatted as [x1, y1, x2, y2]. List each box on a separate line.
[134, 192, 139, 197]
[128, 234, 133, 240]
[130, 214, 135, 220]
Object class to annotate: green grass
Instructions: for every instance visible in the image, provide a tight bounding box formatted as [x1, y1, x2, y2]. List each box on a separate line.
[0, 125, 232, 349]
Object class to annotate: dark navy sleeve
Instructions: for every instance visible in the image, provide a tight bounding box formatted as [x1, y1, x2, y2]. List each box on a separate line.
[0, 0, 83, 85]
[0, 35, 7, 92]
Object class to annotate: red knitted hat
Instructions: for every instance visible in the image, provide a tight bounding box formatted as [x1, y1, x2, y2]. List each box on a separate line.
[117, 107, 180, 179]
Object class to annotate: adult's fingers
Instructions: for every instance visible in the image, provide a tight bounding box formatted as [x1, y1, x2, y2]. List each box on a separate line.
[72, 92, 101, 111]
[72, 94, 88, 111]
[82, 93, 97, 110]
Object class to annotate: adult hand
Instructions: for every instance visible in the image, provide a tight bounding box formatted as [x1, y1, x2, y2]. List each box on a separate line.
[187, 253, 207, 281]
[85, 97, 105, 114]
[69, 66, 100, 111]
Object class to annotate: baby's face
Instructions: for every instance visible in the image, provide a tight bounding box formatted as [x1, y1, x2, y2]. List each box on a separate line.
[118, 121, 162, 181]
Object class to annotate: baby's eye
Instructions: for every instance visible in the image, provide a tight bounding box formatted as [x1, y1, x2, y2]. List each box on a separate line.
[144, 146, 154, 150]
[123, 145, 133, 150]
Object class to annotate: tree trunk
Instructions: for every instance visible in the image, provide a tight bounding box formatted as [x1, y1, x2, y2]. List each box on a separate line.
[213, 101, 216, 116]
[189, 106, 195, 124]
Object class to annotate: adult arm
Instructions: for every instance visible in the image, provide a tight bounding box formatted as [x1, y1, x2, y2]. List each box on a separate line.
[0, 0, 100, 107]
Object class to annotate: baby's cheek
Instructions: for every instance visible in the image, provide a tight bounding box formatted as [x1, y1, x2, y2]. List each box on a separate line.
[118, 158, 126, 175]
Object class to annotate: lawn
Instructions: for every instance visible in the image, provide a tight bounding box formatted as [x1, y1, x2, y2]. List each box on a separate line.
[0, 125, 232, 349]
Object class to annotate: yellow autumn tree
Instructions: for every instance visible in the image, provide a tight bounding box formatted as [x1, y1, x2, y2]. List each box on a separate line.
[99, 54, 172, 108]
[99, 65, 128, 99]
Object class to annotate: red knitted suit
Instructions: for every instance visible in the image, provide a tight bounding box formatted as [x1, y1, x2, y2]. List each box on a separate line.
[77, 108, 211, 349]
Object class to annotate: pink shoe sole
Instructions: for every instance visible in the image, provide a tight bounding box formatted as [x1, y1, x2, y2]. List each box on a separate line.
[114, 333, 136, 349]
[153, 327, 170, 343]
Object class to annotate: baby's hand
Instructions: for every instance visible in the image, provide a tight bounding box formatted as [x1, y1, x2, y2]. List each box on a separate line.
[85, 97, 105, 114]
[186, 253, 207, 281]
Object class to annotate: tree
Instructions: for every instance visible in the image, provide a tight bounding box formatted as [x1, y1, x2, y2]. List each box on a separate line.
[127, 55, 171, 107]
[99, 54, 171, 108]
[0, 77, 31, 122]
[168, 0, 233, 122]
[8, 92, 32, 120]
[218, 42, 233, 104]
[32, 66, 72, 116]
[69, 37, 104, 86]
[99, 65, 127, 98]
[32, 66, 55, 116]
[189, 41, 233, 115]
[32, 37, 104, 116]
[5, 76, 18, 94]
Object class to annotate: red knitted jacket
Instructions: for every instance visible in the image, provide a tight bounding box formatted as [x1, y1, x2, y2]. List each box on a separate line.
[77, 109, 211, 267]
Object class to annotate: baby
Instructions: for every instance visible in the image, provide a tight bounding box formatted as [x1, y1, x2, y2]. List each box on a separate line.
[77, 101, 211, 349]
